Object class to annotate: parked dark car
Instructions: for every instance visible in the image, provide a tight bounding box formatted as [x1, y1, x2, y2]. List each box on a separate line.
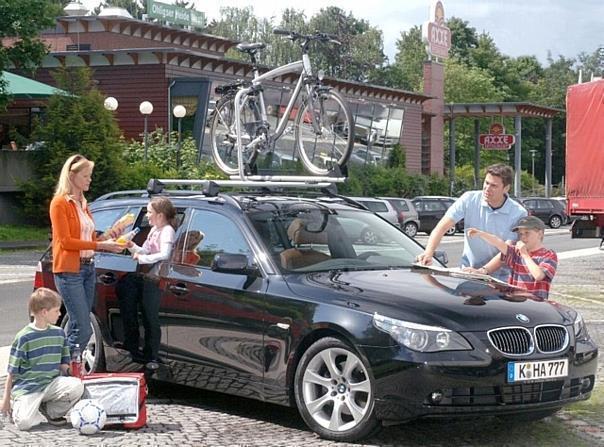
[378, 197, 420, 238]
[34, 181, 597, 442]
[411, 196, 464, 235]
[517, 197, 568, 229]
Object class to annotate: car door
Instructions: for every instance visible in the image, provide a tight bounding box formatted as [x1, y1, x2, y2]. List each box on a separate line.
[91, 205, 142, 337]
[537, 199, 554, 223]
[421, 199, 447, 232]
[162, 208, 269, 395]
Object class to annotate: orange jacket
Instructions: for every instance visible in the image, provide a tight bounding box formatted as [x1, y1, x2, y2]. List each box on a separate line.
[50, 195, 98, 273]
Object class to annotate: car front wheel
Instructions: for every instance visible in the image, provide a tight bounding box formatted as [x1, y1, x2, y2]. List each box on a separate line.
[60, 312, 105, 374]
[549, 215, 562, 229]
[294, 337, 379, 442]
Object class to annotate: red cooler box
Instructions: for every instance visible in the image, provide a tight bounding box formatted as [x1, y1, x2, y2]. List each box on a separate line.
[81, 372, 147, 429]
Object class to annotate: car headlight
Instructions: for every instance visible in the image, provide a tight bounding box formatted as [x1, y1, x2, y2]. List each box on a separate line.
[573, 312, 590, 341]
[373, 313, 472, 352]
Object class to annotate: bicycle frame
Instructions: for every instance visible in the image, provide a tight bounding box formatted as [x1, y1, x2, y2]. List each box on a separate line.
[233, 53, 322, 180]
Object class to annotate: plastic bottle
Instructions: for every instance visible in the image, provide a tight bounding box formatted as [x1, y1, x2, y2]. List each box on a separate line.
[103, 213, 135, 239]
[71, 344, 82, 378]
[116, 227, 140, 245]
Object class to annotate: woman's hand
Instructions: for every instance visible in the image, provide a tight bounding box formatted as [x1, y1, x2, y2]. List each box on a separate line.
[97, 240, 124, 253]
[132, 253, 140, 261]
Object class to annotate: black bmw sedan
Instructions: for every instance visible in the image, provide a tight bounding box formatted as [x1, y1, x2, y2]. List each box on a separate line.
[35, 185, 597, 442]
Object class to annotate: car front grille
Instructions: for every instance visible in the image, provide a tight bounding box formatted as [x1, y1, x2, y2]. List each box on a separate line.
[535, 325, 569, 353]
[487, 327, 533, 355]
[487, 325, 569, 356]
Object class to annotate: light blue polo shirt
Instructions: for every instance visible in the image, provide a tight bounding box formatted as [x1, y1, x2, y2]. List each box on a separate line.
[445, 191, 528, 280]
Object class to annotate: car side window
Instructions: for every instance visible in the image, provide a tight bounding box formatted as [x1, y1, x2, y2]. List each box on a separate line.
[398, 201, 410, 212]
[424, 201, 445, 212]
[539, 200, 553, 209]
[524, 200, 536, 209]
[178, 209, 252, 268]
[92, 207, 137, 234]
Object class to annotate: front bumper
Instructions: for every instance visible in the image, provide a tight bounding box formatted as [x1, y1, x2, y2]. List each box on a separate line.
[361, 339, 598, 424]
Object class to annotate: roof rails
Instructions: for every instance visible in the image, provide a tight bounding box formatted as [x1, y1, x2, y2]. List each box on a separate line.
[147, 178, 341, 196]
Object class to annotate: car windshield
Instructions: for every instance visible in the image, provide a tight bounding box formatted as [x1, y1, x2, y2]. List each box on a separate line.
[247, 205, 423, 273]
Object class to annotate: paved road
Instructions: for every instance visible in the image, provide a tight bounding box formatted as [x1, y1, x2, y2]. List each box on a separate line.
[0, 244, 603, 445]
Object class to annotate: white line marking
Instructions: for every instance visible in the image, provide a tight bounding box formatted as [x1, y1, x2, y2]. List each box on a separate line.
[557, 247, 603, 260]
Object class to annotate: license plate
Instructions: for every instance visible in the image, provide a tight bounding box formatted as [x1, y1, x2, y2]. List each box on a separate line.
[507, 359, 568, 383]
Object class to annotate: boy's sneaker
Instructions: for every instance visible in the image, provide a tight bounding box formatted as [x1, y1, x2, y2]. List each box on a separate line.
[39, 405, 68, 426]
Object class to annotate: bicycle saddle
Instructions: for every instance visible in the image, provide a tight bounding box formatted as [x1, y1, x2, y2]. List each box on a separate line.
[236, 43, 266, 54]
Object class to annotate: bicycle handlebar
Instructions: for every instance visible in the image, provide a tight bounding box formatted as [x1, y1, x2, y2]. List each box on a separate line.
[272, 29, 341, 46]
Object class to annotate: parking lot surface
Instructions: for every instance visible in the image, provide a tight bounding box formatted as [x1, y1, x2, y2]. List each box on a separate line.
[0, 251, 602, 446]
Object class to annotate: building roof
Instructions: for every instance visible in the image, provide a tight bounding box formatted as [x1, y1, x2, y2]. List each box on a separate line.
[444, 102, 563, 119]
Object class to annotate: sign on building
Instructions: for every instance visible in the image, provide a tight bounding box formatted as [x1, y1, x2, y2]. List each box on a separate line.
[146, 0, 206, 28]
[479, 123, 516, 150]
[422, 0, 451, 60]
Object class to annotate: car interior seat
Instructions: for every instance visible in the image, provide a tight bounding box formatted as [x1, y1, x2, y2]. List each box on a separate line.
[280, 218, 330, 270]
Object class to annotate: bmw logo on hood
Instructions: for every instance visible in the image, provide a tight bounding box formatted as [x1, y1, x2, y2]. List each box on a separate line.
[516, 313, 530, 323]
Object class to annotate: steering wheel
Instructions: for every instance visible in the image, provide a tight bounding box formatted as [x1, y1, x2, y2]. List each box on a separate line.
[357, 251, 381, 260]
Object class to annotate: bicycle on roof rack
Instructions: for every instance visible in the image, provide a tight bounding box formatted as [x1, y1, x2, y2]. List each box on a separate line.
[209, 29, 354, 180]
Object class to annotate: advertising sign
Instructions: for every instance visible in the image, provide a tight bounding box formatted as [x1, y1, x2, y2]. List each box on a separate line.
[146, 0, 206, 28]
[479, 123, 516, 150]
[422, 1, 451, 59]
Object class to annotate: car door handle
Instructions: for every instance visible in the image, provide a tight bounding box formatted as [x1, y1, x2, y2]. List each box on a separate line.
[98, 272, 116, 285]
[168, 283, 189, 296]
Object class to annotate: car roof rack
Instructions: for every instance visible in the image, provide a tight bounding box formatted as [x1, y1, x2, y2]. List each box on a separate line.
[147, 177, 342, 196]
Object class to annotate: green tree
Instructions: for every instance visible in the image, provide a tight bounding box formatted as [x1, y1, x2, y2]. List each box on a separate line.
[20, 68, 125, 223]
[446, 17, 478, 65]
[392, 25, 425, 91]
[0, 0, 61, 111]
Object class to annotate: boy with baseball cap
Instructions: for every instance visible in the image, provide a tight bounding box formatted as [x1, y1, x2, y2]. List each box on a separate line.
[466, 215, 558, 299]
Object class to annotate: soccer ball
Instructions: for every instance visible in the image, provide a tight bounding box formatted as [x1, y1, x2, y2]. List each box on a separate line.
[70, 399, 107, 435]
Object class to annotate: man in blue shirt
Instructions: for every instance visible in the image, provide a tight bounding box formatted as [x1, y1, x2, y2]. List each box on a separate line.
[416, 164, 527, 280]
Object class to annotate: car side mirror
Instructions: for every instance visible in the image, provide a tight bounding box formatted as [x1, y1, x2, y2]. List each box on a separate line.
[211, 253, 260, 276]
[434, 250, 448, 266]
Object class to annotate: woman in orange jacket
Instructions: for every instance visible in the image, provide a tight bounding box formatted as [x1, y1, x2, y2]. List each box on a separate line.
[50, 154, 122, 355]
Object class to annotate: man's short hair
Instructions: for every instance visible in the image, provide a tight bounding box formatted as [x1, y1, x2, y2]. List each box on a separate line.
[486, 164, 514, 187]
[29, 287, 62, 315]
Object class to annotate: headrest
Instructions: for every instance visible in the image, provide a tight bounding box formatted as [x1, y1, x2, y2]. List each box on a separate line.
[287, 218, 328, 245]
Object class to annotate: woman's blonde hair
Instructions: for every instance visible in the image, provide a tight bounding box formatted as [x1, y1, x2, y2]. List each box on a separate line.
[54, 154, 95, 197]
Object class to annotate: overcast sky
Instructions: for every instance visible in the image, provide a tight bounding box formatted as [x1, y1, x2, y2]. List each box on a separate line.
[80, 0, 604, 65]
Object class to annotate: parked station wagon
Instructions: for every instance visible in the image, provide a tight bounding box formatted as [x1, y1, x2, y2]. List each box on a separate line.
[34, 180, 597, 441]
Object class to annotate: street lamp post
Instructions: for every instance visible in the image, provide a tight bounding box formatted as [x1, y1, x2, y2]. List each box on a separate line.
[139, 101, 153, 162]
[173, 105, 186, 169]
[530, 149, 537, 195]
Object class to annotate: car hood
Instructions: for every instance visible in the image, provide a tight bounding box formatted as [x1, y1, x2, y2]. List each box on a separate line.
[283, 268, 575, 332]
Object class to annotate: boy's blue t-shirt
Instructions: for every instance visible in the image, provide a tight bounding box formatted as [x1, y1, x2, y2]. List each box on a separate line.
[7, 324, 71, 398]
[445, 191, 528, 280]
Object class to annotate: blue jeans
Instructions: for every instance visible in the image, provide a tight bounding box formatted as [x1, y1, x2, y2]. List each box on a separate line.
[54, 263, 96, 352]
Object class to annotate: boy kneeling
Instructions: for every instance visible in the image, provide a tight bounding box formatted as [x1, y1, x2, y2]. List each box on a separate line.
[1, 288, 84, 430]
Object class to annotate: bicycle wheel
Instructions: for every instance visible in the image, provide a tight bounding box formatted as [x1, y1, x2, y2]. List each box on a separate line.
[210, 96, 262, 175]
[294, 89, 353, 176]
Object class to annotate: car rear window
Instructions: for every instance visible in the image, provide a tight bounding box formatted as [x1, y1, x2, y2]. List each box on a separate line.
[360, 201, 388, 213]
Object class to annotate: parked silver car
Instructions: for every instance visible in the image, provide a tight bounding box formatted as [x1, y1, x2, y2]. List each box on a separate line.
[378, 197, 420, 238]
[348, 197, 398, 223]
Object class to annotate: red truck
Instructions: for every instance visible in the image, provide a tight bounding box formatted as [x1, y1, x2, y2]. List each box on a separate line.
[565, 79, 604, 239]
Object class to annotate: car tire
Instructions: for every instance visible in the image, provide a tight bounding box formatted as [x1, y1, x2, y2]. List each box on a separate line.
[60, 312, 105, 373]
[444, 226, 456, 236]
[549, 215, 562, 229]
[403, 222, 418, 238]
[294, 337, 380, 442]
[360, 228, 379, 244]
